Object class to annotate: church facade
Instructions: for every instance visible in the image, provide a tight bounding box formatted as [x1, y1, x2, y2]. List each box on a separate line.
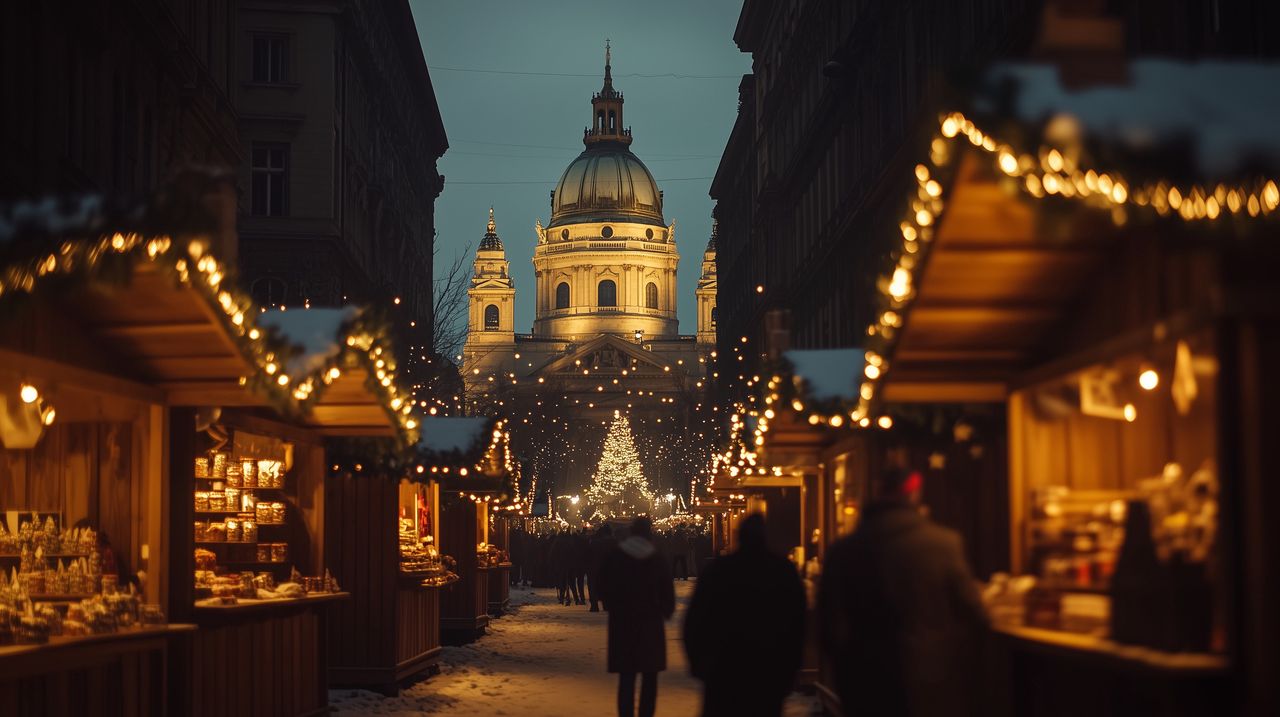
[461, 49, 716, 495]
[462, 48, 716, 422]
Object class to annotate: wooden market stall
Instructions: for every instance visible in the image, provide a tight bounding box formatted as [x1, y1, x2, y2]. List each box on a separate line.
[325, 457, 457, 694]
[415, 417, 516, 643]
[853, 60, 1280, 717]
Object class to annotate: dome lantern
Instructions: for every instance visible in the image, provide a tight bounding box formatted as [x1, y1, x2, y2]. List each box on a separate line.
[585, 40, 631, 148]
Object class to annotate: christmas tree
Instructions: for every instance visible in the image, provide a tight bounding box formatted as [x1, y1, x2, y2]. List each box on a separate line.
[586, 411, 654, 517]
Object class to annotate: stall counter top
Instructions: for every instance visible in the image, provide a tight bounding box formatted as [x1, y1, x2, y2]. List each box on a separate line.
[0, 623, 196, 661]
[193, 591, 350, 616]
[992, 623, 1228, 675]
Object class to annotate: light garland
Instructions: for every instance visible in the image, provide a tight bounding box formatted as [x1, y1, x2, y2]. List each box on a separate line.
[852, 110, 1280, 421]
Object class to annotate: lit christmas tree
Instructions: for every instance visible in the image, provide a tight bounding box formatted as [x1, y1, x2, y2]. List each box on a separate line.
[586, 411, 654, 517]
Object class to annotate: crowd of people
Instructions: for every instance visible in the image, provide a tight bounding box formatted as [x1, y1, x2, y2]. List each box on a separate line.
[505, 467, 986, 717]
[506, 522, 710, 609]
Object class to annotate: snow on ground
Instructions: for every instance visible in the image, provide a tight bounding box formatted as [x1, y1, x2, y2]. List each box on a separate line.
[332, 580, 818, 716]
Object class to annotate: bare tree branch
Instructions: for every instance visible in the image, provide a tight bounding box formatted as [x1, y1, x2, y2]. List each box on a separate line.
[433, 241, 472, 361]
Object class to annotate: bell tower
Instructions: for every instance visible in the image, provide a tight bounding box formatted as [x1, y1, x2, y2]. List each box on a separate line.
[696, 219, 718, 347]
[585, 41, 631, 147]
[464, 208, 516, 349]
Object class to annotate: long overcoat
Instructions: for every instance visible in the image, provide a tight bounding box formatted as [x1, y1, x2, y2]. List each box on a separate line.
[600, 535, 675, 673]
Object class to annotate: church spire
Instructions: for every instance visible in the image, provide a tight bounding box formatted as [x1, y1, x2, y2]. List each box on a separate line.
[480, 206, 503, 251]
[585, 42, 630, 147]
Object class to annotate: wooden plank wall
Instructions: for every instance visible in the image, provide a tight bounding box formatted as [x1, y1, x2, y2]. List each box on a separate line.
[395, 586, 442, 664]
[324, 471, 397, 676]
[0, 637, 169, 717]
[440, 500, 484, 626]
[180, 609, 326, 717]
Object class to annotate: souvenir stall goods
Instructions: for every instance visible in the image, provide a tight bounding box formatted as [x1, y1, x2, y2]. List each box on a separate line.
[855, 58, 1280, 717]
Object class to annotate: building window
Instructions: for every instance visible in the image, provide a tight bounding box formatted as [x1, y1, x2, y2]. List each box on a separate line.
[645, 282, 659, 309]
[251, 276, 289, 307]
[555, 282, 570, 309]
[597, 279, 617, 307]
[251, 34, 290, 84]
[251, 143, 289, 216]
[711, 306, 718, 328]
[484, 304, 500, 330]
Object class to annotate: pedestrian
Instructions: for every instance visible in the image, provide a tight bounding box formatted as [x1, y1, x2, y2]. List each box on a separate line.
[671, 528, 690, 580]
[588, 523, 618, 612]
[550, 530, 580, 606]
[818, 467, 988, 717]
[683, 513, 804, 717]
[572, 528, 590, 605]
[600, 516, 675, 717]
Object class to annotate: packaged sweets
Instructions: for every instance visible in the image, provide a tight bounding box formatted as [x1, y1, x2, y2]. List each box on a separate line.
[211, 452, 228, 478]
[206, 522, 226, 542]
[225, 518, 241, 543]
[241, 519, 258, 543]
[225, 464, 242, 488]
[270, 502, 285, 524]
[194, 521, 207, 542]
[225, 488, 241, 512]
[194, 456, 210, 478]
[256, 544, 272, 562]
[241, 459, 257, 487]
[271, 543, 287, 563]
[256, 503, 272, 523]
[195, 491, 210, 512]
[209, 492, 226, 512]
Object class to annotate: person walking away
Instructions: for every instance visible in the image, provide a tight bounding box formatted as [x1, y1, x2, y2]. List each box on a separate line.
[572, 528, 590, 605]
[588, 524, 618, 612]
[818, 468, 988, 717]
[670, 529, 690, 581]
[548, 530, 573, 605]
[600, 516, 675, 717]
[683, 513, 804, 717]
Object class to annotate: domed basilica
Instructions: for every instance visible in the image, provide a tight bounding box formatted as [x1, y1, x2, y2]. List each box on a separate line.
[462, 46, 716, 439]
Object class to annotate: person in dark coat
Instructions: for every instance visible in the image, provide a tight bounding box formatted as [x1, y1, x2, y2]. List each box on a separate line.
[683, 513, 805, 717]
[818, 468, 988, 717]
[549, 530, 579, 605]
[587, 524, 618, 612]
[572, 528, 590, 605]
[599, 516, 675, 717]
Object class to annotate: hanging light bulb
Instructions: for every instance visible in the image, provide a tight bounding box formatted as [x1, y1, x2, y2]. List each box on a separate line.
[1138, 368, 1159, 391]
[19, 383, 39, 404]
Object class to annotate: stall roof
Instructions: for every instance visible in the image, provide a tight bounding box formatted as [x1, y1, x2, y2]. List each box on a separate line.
[0, 189, 416, 441]
[852, 60, 1280, 412]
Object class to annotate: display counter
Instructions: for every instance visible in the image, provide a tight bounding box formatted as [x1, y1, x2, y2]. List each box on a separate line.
[0, 624, 195, 716]
[487, 562, 512, 616]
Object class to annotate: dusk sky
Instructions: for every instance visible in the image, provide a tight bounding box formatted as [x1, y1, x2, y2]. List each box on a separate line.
[409, 0, 750, 336]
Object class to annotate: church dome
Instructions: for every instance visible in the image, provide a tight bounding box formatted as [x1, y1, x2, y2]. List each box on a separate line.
[549, 145, 664, 228]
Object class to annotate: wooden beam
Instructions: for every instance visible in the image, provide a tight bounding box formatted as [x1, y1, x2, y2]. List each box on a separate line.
[882, 380, 1007, 403]
[161, 381, 267, 407]
[0, 345, 166, 404]
[97, 322, 218, 338]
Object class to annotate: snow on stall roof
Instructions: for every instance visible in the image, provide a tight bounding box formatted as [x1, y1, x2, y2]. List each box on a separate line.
[0, 195, 110, 244]
[980, 60, 1280, 178]
[784, 348, 865, 402]
[256, 306, 360, 377]
[417, 417, 494, 456]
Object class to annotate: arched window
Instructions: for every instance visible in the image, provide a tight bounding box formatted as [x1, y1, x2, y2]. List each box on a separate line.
[597, 279, 617, 307]
[597, 110, 604, 132]
[251, 276, 289, 307]
[711, 306, 718, 328]
[555, 282, 570, 309]
[608, 110, 616, 132]
[483, 304, 500, 331]
[645, 282, 659, 309]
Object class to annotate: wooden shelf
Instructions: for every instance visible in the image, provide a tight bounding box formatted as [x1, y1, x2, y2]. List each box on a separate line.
[0, 552, 90, 560]
[30, 593, 94, 602]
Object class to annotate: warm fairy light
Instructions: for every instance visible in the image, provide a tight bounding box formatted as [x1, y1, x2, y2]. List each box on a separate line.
[1139, 368, 1159, 391]
[19, 383, 39, 404]
[1123, 403, 1137, 422]
[877, 416, 893, 429]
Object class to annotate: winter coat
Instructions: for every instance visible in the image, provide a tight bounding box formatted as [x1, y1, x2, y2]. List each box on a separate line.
[818, 501, 988, 717]
[600, 535, 675, 674]
[588, 533, 618, 583]
[571, 532, 591, 575]
[683, 542, 805, 716]
[548, 533, 574, 576]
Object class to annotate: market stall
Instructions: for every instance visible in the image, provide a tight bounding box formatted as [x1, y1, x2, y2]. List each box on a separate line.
[856, 60, 1280, 716]
[416, 417, 517, 643]
[324, 456, 458, 694]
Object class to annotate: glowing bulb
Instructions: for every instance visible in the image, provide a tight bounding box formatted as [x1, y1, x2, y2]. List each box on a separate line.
[1138, 369, 1159, 391]
[19, 383, 39, 404]
[1123, 403, 1137, 422]
[877, 416, 893, 429]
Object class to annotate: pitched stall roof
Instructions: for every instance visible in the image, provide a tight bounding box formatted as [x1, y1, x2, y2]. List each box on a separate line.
[853, 59, 1280, 411]
[0, 190, 416, 442]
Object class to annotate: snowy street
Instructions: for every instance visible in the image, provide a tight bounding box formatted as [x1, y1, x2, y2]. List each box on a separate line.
[332, 580, 818, 716]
